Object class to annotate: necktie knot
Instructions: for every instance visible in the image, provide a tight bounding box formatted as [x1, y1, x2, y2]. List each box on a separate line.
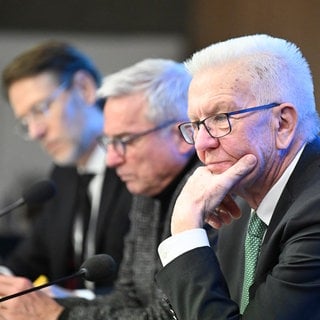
[247, 212, 266, 238]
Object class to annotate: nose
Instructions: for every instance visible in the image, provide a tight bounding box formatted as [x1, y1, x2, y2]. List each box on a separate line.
[27, 119, 47, 140]
[194, 125, 219, 151]
[105, 144, 125, 168]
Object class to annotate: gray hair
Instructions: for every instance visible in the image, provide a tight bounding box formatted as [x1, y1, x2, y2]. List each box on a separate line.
[97, 58, 191, 124]
[185, 34, 320, 141]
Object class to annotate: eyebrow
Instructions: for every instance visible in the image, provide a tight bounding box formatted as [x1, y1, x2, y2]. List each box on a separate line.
[188, 101, 238, 121]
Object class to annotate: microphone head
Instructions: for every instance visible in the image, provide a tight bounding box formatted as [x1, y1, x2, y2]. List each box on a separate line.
[79, 254, 116, 282]
[22, 180, 56, 205]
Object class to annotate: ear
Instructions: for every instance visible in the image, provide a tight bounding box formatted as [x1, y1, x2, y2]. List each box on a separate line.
[171, 124, 195, 154]
[72, 70, 97, 104]
[274, 103, 298, 150]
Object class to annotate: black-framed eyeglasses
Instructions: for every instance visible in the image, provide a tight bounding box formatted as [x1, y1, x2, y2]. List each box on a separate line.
[15, 82, 67, 140]
[97, 119, 178, 156]
[178, 102, 280, 145]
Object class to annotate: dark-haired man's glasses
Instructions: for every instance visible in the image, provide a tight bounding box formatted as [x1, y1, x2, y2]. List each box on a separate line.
[178, 102, 280, 144]
[15, 83, 67, 140]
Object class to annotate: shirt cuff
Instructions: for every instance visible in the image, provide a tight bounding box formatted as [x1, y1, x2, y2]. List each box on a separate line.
[0, 265, 13, 275]
[158, 228, 210, 266]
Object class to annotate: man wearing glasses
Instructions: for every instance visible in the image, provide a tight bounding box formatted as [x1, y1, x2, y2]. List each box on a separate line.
[1, 41, 132, 294]
[155, 34, 320, 319]
[0, 59, 217, 319]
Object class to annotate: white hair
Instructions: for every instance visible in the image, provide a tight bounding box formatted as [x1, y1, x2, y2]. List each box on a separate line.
[97, 58, 191, 124]
[185, 34, 320, 141]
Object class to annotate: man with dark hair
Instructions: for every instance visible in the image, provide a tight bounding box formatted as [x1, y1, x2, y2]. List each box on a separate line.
[1, 41, 132, 293]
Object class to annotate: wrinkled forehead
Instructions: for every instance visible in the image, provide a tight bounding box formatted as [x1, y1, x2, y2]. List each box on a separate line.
[188, 65, 254, 118]
[191, 60, 251, 90]
[103, 93, 152, 133]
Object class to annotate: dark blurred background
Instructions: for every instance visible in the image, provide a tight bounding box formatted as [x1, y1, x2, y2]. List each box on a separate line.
[0, 0, 319, 248]
[1, 0, 318, 104]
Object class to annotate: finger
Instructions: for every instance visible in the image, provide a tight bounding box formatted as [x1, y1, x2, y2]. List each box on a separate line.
[203, 154, 257, 211]
[205, 207, 240, 229]
[219, 194, 241, 219]
[215, 154, 257, 191]
[205, 207, 233, 228]
[171, 154, 256, 234]
[205, 215, 223, 229]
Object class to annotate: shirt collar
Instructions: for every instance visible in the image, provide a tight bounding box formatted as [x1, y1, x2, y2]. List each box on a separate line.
[257, 144, 306, 226]
[77, 145, 106, 176]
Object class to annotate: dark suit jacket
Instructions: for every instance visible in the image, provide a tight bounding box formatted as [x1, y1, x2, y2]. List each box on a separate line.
[58, 156, 219, 319]
[5, 165, 132, 290]
[156, 138, 320, 319]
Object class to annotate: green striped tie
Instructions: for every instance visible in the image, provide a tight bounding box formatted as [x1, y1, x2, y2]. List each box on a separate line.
[240, 212, 267, 314]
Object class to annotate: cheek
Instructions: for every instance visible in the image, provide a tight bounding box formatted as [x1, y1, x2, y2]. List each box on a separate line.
[61, 107, 85, 138]
[136, 148, 160, 173]
[61, 95, 85, 127]
[233, 125, 274, 164]
[232, 118, 270, 150]
[196, 149, 205, 163]
[125, 147, 147, 174]
[132, 142, 166, 177]
[216, 130, 264, 164]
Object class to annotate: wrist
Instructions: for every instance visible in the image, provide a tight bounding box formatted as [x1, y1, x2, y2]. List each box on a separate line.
[57, 306, 70, 320]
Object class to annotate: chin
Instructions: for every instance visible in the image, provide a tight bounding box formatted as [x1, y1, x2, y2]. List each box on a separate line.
[207, 163, 232, 175]
[126, 185, 140, 195]
[53, 154, 76, 166]
[127, 183, 151, 196]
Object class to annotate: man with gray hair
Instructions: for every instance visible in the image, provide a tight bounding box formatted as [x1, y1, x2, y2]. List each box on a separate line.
[0, 59, 217, 320]
[156, 34, 320, 319]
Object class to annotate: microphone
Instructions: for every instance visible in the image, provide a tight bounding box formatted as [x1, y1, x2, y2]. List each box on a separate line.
[0, 254, 116, 302]
[0, 180, 56, 218]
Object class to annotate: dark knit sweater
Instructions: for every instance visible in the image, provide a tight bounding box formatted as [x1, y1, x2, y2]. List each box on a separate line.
[58, 156, 218, 319]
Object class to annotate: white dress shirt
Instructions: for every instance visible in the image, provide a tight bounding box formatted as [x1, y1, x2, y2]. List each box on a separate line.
[77, 145, 106, 260]
[158, 145, 305, 267]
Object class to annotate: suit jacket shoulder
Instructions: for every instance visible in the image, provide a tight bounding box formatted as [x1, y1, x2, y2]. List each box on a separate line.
[156, 138, 320, 320]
